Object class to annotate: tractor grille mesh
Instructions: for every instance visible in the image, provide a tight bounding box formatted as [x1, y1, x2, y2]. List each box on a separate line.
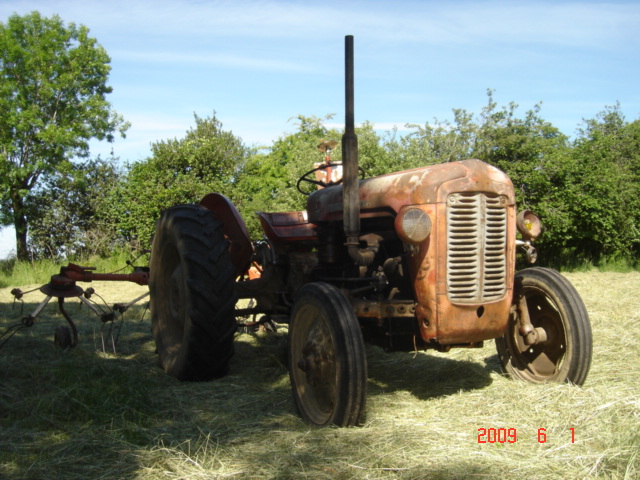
[446, 192, 507, 303]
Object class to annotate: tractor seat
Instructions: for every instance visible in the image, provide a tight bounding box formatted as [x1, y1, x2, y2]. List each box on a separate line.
[257, 210, 318, 246]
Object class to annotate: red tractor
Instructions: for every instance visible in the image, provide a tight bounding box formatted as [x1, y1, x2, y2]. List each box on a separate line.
[148, 36, 592, 426]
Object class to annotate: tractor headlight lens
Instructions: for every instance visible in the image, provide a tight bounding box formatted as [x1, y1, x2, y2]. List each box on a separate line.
[397, 208, 432, 244]
[516, 210, 541, 241]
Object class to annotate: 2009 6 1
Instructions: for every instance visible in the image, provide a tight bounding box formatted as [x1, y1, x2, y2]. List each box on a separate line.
[477, 428, 575, 444]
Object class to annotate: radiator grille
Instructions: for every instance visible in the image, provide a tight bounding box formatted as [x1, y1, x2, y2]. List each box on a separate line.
[446, 192, 508, 303]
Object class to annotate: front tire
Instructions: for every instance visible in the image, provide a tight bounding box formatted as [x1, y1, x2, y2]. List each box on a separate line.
[496, 267, 592, 385]
[288, 282, 367, 426]
[149, 205, 237, 381]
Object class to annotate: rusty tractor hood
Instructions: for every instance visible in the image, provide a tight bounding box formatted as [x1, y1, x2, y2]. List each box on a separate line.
[307, 159, 515, 223]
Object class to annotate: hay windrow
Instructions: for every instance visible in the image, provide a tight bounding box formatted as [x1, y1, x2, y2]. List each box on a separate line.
[1, 272, 638, 479]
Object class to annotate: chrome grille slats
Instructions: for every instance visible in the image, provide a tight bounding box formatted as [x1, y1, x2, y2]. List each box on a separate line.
[446, 193, 507, 303]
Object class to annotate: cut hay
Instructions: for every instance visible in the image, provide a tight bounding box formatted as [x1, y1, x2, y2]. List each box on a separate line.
[1, 272, 638, 479]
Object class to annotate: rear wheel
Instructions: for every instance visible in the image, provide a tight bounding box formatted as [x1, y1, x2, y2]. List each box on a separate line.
[150, 205, 237, 380]
[496, 267, 592, 385]
[288, 282, 367, 426]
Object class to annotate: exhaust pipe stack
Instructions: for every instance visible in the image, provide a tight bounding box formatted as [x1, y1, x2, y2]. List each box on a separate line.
[342, 35, 376, 266]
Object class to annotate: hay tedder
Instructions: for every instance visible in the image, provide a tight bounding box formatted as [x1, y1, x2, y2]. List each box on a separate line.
[8, 36, 592, 426]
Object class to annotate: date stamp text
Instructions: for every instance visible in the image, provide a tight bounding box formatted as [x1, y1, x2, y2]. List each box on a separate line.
[477, 427, 575, 444]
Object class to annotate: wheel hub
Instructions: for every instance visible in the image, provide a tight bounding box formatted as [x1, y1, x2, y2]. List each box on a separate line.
[298, 340, 334, 388]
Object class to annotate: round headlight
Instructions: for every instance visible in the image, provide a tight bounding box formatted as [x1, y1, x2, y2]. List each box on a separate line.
[397, 207, 432, 244]
[516, 210, 541, 241]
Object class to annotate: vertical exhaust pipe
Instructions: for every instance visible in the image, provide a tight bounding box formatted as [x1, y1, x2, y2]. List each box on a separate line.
[342, 35, 374, 266]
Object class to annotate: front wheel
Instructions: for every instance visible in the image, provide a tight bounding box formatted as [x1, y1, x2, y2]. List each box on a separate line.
[496, 267, 592, 385]
[149, 205, 237, 381]
[288, 283, 367, 426]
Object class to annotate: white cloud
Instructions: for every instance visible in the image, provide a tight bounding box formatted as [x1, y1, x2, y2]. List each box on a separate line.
[6, 0, 637, 49]
[89, 112, 195, 160]
[111, 49, 310, 72]
[3, 0, 638, 157]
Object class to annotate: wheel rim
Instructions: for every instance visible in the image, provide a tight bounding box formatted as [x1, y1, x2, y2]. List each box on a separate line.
[509, 287, 567, 381]
[290, 303, 338, 425]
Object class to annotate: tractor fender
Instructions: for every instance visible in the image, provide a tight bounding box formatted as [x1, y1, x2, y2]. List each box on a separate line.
[199, 193, 253, 277]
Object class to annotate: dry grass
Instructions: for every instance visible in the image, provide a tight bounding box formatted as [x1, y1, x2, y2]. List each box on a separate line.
[1, 272, 638, 479]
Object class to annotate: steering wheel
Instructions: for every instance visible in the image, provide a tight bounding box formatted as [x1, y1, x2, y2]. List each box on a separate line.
[296, 162, 366, 195]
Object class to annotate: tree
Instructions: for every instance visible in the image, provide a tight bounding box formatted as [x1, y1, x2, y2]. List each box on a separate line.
[564, 105, 640, 262]
[0, 11, 128, 260]
[401, 91, 578, 262]
[27, 157, 121, 259]
[112, 114, 248, 245]
[234, 115, 337, 236]
[234, 114, 401, 237]
[403, 107, 477, 167]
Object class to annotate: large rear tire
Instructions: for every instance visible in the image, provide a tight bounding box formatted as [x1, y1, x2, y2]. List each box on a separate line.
[496, 267, 592, 385]
[150, 205, 237, 381]
[288, 282, 367, 426]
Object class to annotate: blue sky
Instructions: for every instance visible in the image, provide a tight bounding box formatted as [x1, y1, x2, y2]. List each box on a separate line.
[1, 0, 639, 258]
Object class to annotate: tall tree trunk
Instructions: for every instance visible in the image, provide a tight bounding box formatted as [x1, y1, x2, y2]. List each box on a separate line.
[10, 189, 29, 261]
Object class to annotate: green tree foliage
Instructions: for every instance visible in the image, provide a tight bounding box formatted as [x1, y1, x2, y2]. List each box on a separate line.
[470, 93, 575, 259]
[402, 107, 477, 167]
[351, 121, 399, 177]
[398, 92, 639, 265]
[561, 105, 640, 262]
[235, 115, 337, 236]
[0, 11, 128, 260]
[112, 113, 248, 246]
[234, 115, 395, 237]
[404, 90, 571, 208]
[107, 93, 638, 267]
[27, 158, 121, 259]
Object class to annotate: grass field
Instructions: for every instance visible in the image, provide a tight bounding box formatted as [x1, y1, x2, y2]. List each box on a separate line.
[0, 271, 638, 479]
